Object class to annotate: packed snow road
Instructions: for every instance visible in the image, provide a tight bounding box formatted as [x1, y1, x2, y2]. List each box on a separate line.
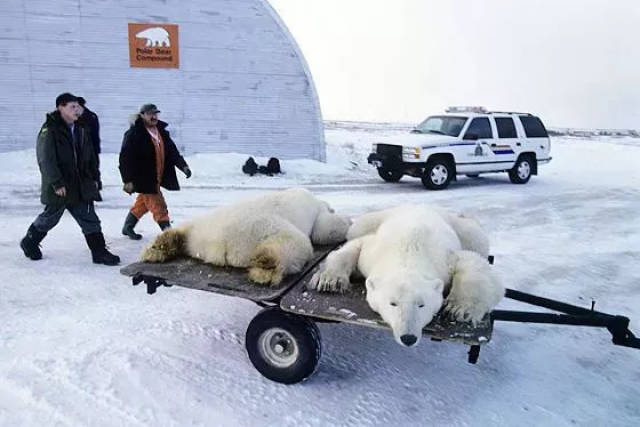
[1, 127, 639, 426]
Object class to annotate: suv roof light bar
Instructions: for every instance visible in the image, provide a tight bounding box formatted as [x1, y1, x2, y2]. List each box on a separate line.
[445, 106, 488, 114]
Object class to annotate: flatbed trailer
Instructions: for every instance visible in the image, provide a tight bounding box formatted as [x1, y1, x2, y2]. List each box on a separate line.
[121, 246, 639, 384]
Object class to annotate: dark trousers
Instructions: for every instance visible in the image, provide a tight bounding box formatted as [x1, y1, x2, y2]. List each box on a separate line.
[32, 202, 102, 235]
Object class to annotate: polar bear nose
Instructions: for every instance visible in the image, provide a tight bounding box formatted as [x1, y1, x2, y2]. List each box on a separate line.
[400, 334, 418, 346]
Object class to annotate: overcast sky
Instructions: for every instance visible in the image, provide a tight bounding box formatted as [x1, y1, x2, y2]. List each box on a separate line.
[269, 0, 640, 129]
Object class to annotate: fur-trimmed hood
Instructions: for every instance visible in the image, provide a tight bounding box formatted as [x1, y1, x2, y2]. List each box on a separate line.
[128, 113, 169, 130]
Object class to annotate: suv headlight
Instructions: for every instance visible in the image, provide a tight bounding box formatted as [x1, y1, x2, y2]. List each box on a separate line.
[402, 146, 421, 159]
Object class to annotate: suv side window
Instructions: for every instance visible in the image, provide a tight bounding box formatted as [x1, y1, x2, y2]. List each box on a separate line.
[519, 115, 548, 137]
[464, 117, 493, 139]
[495, 117, 517, 138]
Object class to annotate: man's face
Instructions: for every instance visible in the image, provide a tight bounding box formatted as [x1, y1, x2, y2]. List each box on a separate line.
[58, 102, 80, 124]
[141, 111, 159, 127]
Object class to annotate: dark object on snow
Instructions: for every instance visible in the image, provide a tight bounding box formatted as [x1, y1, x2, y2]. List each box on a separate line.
[242, 156, 282, 176]
[267, 157, 281, 174]
[242, 157, 258, 176]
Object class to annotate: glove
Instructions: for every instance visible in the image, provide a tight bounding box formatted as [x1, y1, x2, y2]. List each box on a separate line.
[123, 182, 134, 194]
[182, 166, 192, 179]
[54, 186, 67, 197]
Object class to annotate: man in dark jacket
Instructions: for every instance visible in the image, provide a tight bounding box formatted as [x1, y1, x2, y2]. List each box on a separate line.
[20, 93, 120, 265]
[119, 104, 191, 240]
[77, 97, 102, 190]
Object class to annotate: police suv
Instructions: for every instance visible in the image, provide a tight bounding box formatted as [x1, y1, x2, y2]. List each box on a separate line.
[367, 107, 552, 190]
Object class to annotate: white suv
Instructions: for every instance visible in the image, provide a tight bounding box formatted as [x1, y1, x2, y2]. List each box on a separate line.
[367, 107, 552, 190]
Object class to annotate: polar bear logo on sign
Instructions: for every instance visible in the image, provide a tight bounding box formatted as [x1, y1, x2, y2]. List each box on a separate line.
[135, 27, 170, 47]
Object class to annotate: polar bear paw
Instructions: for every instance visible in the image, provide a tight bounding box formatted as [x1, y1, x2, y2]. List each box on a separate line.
[248, 245, 284, 286]
[309, 268, 351, 293]
[443, 294, 491, 326]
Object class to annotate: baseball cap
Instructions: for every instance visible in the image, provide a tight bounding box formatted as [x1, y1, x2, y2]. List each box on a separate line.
[139, 104, 161, 114]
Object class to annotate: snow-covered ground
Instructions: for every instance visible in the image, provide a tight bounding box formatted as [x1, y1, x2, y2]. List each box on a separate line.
[1, 124, 639, 426]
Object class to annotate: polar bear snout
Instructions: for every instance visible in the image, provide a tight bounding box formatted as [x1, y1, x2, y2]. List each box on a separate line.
[366, 276, 444, 347]
[400, 334, 418, 347]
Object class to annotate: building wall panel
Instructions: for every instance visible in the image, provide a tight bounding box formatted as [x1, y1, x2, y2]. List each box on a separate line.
[0, 0, 325, 161]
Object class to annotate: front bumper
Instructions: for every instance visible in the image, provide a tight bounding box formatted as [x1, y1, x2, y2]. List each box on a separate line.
[367, 153, 425, 177]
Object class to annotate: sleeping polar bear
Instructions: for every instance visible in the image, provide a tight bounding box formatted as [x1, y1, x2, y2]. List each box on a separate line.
[309, 205, 503, 347]
[141, 188, 350, 285]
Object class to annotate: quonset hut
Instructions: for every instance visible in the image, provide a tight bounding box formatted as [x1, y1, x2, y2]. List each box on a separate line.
[0, 0, 325, 160]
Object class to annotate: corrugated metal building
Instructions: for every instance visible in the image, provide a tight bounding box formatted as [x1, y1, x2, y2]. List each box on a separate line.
[0, 0, 325, 160]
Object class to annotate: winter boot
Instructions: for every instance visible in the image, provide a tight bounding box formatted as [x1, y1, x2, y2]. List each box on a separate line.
[85, 232, 120, 266]
[122, 212, 142, 240]
[158, 221, 171, 231]
[20, 224, 47, 260]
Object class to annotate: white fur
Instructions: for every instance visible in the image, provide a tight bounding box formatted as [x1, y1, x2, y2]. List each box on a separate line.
[444, 250, 504, 325]
[145, 188, 350, 285]
[311, 204, 502, 347]
[347, 204, 490, 257]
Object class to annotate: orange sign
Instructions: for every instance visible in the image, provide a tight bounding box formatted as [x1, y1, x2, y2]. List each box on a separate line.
[128, 23, 179, 68]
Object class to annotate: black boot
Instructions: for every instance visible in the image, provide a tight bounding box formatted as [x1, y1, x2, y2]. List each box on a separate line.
[122, 212, 142, 240]
[20, 224, 47, 260]
[158, 221, 171, 231]
[85, 232, 120, 266]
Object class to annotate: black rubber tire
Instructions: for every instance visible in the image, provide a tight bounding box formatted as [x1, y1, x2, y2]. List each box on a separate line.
[377, 168, 403, 182]
[245, 307, 321, 384]
[421, 159, 453, 190]
[509, 156, 533, 184]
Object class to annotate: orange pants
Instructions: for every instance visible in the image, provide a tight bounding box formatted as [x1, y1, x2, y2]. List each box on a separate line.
[130, 191, 169, 223]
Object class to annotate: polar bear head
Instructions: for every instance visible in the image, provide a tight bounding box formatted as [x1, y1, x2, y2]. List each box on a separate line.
[310, 203, 351, 245]
[365, 272, 444, 347]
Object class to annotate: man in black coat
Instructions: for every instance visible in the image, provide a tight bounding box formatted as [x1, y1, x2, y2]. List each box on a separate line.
[77, 97, 102, 190]
[19, 93, 120, 265]
[119, 104, 191, 240]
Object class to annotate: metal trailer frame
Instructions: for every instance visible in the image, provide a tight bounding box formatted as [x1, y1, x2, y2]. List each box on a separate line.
[121, 250, 639, 384]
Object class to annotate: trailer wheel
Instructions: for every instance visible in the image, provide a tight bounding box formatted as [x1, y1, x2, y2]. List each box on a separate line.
[245, 307, 321, 384]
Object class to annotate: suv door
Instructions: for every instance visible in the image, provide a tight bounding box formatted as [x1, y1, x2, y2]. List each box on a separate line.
[492, 116, 519, 168]
[459, 117, 499, 173]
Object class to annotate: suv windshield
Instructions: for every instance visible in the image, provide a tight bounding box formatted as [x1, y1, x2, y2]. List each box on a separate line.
[413, 116, 467, 137]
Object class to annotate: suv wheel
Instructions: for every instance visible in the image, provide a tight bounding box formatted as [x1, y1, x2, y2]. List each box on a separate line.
[422, 159, 453, 190]
[509, 156, 533, 184]
[377, 168, 403, 182]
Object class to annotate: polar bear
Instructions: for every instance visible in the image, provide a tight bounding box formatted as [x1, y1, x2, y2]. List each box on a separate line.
[310, 205, 503, 347]
[141, 188, 350, 285]
[346, 204, 490, 258]
[135, 27, 171, 47]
